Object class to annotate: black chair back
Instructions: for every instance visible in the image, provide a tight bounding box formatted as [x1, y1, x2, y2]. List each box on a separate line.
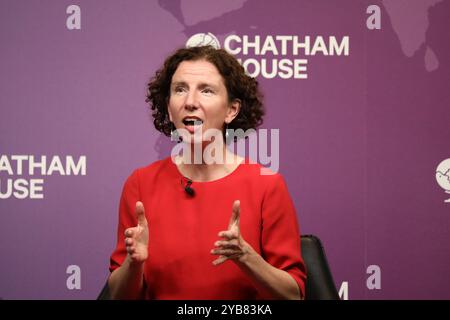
[97, 281, 110, 300]
[301, 234, 340, 300]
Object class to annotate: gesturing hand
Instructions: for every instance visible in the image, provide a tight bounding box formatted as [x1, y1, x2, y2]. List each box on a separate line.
[211, 200, 251, 266]
[124, 201, 149, 264]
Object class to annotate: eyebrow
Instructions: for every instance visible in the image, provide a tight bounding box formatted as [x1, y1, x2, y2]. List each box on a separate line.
[171, 81, 220, 90]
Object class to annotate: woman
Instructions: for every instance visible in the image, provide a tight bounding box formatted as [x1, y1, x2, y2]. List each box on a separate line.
[108, 46, 306, 299]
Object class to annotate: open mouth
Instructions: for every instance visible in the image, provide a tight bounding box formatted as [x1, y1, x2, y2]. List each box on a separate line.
[182, 117, 203, 126]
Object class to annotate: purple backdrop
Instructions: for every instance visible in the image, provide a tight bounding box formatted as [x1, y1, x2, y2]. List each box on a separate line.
[0, 0, 449, 299]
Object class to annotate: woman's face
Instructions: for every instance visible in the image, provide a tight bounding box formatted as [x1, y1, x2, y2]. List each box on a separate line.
[168, 59, 240, 142]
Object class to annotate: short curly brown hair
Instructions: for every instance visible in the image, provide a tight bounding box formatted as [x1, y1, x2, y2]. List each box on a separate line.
[145, 46, 264, 138]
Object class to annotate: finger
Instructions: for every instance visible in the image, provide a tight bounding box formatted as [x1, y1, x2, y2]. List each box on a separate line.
[215, 239, 239, 249]
[212, 255, 228, 266]
[218, 230, 239, 240]
[228, 200, 240, 229]
[125, 238, 133, 246]
[124, 228, 135, 238]
[213, 252, 242, 265]
[135, 201, 147, 227]
[216, 244, 240, 251]
[211, 248, 240, 256]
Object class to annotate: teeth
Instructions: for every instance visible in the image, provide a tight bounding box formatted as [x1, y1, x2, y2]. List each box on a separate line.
[183, 118, 203, 125]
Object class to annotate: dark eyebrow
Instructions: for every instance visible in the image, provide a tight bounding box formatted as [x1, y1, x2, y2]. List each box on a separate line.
[171, 81, 220, 90]
[198, 83, 219, 90]
[171, 81, 188, 87]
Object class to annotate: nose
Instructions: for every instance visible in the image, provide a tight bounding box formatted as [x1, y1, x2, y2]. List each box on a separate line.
[184, 90, 199, 111]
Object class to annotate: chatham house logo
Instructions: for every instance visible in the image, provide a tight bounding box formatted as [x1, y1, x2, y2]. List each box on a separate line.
[436, 158, 450, 203]
[185, 32, 349, 80]
[186, 33, 220, 49]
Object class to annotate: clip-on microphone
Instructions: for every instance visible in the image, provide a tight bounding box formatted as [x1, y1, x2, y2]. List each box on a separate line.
[184, 179, 195, 196]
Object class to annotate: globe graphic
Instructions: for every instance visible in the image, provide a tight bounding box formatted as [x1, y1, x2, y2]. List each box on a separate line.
[436, 158, 450, 203]
[186, 32, 220, 49]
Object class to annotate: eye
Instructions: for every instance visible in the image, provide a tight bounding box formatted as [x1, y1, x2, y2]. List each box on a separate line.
[174, 86, 186, 94]
[202, 88, 214, 95]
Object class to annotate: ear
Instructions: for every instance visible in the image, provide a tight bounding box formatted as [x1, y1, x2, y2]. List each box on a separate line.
[167, 98, 173, 123]
[225, 99, 241, 124]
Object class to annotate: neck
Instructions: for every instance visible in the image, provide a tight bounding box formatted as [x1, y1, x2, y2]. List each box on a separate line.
[176, 143, 243, 182]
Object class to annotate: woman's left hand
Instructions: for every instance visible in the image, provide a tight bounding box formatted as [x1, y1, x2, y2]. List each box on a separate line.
[211, 200, 253, 265]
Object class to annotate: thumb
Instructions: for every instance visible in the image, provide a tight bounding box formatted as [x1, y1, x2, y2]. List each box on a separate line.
[135, 201, 147, 227]
[228, 200, 240, 229]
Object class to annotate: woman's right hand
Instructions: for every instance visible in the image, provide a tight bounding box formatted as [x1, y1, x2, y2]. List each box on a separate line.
[124, 201, 149, 264]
